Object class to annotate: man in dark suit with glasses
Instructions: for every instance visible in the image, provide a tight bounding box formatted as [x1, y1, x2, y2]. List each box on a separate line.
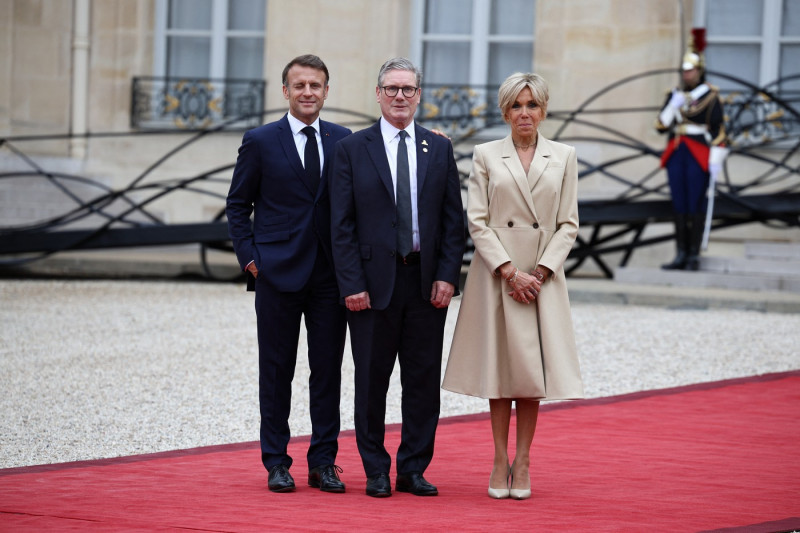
[330, 57, 465, 498]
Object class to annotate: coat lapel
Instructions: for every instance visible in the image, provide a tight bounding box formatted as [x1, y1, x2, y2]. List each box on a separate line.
[277, 114, 317, 197]
[500, 135, 538, 219]
[365, 120, 395, 201]
[414, 124, 431, 199]
[527, 135, 552, 192]
[319, 120, 336, 198]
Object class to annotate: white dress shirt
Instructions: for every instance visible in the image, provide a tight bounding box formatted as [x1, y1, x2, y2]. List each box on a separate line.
[287, 112, 324, 175]
[245, 113, 324, 272]
[380, 118, 420, 252]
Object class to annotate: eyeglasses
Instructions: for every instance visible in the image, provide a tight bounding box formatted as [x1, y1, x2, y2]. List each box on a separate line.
[381, 86, 419, 98]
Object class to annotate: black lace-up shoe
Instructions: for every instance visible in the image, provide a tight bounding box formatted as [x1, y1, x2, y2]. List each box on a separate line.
[308, 464, 346, 493]
[267, 464, 295, 493]
[396, 472, 438, 496]
[365, 473, 392, 498]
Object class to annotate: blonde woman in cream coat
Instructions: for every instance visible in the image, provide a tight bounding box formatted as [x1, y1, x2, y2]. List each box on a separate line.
[442, 73, 583, 500]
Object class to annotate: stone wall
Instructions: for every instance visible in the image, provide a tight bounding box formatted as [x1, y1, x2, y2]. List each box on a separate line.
[1, 0, 795, 257]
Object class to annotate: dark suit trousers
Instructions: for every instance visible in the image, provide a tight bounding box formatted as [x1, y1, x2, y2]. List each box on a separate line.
[254, 247, 346, 471]
[347, 262, 448, 477]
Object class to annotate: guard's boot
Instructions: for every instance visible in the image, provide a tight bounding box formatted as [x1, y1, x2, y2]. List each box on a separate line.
[684, 214, 705, 271]
[661, 214, 689, 270]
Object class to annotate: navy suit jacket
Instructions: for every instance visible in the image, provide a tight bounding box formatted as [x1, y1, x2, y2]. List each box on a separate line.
[330, 120, 465, 310]
[226, 114, 352, 291]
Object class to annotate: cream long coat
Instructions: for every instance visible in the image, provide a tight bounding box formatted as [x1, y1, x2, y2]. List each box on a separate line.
[442, 135, 584, 400]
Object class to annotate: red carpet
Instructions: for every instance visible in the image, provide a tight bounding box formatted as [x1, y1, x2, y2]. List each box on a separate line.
[2, 371, 799, 532]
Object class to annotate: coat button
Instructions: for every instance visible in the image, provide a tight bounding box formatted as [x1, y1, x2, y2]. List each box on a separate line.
[533, 222, 539, 229]
[507, 221, 514, 227]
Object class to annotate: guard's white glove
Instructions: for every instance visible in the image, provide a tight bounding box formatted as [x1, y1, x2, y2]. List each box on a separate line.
[708, 146, 729, 182]
[659, 89, 686, 126]
[668, 90, 686, 109]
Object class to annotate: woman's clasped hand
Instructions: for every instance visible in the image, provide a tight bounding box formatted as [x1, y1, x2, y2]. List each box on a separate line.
[498, 263, 548, 304]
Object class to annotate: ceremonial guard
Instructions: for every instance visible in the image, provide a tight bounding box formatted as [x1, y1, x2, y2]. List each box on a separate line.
[656, 28, 728, 271]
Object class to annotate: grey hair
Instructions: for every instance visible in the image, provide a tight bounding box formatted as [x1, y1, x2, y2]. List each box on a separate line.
[377, 57, 422, 88]
[497, 72, 549, 120]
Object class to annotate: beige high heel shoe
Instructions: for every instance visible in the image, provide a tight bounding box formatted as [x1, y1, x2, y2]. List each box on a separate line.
[487, 464, 511, 499]
[509, 461, 531, 500]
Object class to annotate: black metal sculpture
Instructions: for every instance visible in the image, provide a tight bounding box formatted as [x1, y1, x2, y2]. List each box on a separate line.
[1, 69, 798, 279]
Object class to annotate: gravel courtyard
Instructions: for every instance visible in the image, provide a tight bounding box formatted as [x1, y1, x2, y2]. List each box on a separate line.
[1, 279, 798, 469]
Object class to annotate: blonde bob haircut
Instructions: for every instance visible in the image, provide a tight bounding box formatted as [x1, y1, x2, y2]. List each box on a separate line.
[497, 72, 549, 121]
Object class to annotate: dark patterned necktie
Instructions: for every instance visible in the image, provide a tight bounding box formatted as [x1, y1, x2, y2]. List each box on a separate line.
[302, 126, 320, 189]
[395, 130, 412, 257]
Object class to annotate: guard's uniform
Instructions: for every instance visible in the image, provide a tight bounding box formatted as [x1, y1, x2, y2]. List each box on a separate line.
[656, 83, 726, 214]
[655, 27, 728, 271]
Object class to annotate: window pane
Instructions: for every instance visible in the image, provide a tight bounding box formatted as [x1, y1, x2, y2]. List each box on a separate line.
[705, 43, 760, 90]
[783, 0, 800, 36]
[425, 0, 472, 34]
[488, 42, 533, 85]
[490, 0, 535, 35]
[226, 37, 264, 78]
[167, 36, 211, 77]
[423, 42, 470, 84]
[779, 44, 800, 90]
[228, 0, 266, 31]
[707, 0, 763, 36]
[168, 0, 212, 30]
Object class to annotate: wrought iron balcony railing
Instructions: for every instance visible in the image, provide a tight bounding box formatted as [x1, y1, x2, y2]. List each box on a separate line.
[131, 76, 266, 130]
[722, 87, 800, 146]
[419, 84, 505, 138]
[420, 80, 800, 146]
[3, 70, 797, 279]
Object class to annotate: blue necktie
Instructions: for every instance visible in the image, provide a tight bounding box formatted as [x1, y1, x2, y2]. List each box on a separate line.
[396, 130, 412, 257]
[302, 126, 320, 189]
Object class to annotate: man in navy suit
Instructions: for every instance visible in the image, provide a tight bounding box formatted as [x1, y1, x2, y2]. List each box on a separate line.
[330, 57, 465, 498]
[226, 55, 350, 494]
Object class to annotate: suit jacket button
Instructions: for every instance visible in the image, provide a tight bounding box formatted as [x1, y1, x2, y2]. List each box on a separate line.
[533, 222, 539, 229]
[507, 221, 514, 227]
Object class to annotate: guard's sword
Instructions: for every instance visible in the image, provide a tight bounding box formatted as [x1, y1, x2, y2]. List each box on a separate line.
[701, 171, 715, 251]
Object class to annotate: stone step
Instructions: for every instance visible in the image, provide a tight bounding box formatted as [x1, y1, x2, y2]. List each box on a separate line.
[786, 277, 800, 293]
[745, 241, 800, 261]
[614, 266, 800, 294]
[700, 255, 800, 277]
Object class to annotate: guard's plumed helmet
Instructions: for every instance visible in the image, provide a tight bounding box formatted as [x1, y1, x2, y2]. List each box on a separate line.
[682, 28, 706, 71]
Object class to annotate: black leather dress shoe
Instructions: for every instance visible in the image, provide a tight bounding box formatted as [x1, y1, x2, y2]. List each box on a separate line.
[365, 473, 392, 498]
[308, 464, 346, 493]
[396, 472, 438, 496]
[267, 464, 295, 493]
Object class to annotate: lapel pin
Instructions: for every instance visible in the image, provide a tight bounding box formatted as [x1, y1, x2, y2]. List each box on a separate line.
[422, 140, 428, 145]
[423, 147, 428, 152]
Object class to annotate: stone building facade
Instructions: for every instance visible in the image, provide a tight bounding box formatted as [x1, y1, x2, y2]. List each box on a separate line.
[1, 0, 797, 266]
